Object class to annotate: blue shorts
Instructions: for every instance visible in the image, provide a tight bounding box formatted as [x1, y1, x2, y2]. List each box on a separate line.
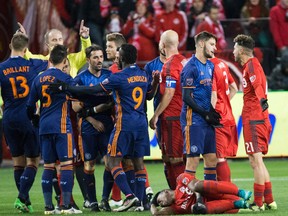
[183, 125, 216, 156]
[3, 120, 39, 157]
[107, 129, 150, 158]
[40, 133, 75, 163]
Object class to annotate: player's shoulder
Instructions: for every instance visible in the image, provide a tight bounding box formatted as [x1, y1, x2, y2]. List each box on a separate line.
[101, 68, 112, 76]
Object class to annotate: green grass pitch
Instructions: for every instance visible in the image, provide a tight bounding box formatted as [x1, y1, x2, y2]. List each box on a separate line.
[0, 159, 287, 215]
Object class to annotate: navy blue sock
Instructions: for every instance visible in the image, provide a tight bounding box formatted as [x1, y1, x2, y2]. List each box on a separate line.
[135, 170, 146, 203]
[42, 166, 54, 207]
[102, 168, 114, 200]
[19, 165, 37, 200]
[111, 166, 133, 197]
[84, 170, 97, 203]
[14, 166, 25, 191]
[125, 169, 135, 193]
[204, 167, 217, 181]
[60, 164, 74, 206]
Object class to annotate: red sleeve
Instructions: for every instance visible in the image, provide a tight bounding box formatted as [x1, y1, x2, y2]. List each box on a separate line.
[138, 16, 155, 38]
[247, 60, 266, 100]
[178, 11, 188, 50]
[154, 14, 162, 43]
[121, 19, 134, 36]
[269, 7, 284, 49]
[212, 67, 218, 91]
[196, 22, 212, 35]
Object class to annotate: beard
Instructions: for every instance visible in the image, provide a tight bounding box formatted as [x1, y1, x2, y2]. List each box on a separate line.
[203, 45, 213, 59]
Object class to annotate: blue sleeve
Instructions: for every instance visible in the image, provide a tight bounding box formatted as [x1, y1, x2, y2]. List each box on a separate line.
[101, 73, 120, 91]
[73, 74, 83, 86]
[181, 63, 196, 88]
[30, 59, 48, 74]
[27, 80, 39, 107]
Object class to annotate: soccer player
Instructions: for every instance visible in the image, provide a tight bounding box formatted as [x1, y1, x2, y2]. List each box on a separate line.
[0, 33, 47, 213]
[149, 30, 187, 190]
[26, 45, 82, 214]
[49, 44, 157, 212]
[17, 20, 91, 77]
[150, 172, 252, 215]
[180, 31, 221, 181]
[210, 56, 238, 182]
[232, 34, 277, 211]
[72, 44, 114, 212]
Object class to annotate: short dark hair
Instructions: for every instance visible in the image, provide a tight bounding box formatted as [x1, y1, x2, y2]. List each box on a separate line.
[106, 33, 126, 48]
[194, 31, 217, 44]
[50, 45, 68, 65]
[119, 44, 137, 64]
[11, 33, 29, 51]
[233, 34, 255, 50]
[85, 44, 103, 58]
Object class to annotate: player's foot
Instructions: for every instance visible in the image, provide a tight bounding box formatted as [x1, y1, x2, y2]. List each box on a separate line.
[55, 195, 61, 207]
[249, 202, 265, 211]
[265, 201, 277, 210]
[109, 199, 123, 207]
[27, 204, 34, 213]
[99, 199, 111, 212]
[82, 200, 91, 209]
[234, 199, 249, 209]
[44, 206, 61, 215]
[71, 202, 80, 210]
[146, 186, 154, 203]
[128, 201, 144, 212]
[113, 195, 139, 212]
[143, 202, 151, 210]
[90, 202, 100, 212]
[14, 198, 29, 213]
[61, 205, 83, 214]
[238, 189, 252, 200]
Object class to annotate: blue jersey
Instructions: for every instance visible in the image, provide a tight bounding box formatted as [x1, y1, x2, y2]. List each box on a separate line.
[144, 56, 164, 110]
[27, 68, 75, 135]
[180, 55, 214, 126]
[101, 65, 150, 131]
[0, 56, 47, 122]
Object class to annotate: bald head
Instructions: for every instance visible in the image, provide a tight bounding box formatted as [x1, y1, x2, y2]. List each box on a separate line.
[160, 30, 179, 49]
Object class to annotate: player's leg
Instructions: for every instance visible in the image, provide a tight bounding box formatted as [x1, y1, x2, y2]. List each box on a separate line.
[100, 155, 113, 211]
[122, 158, 135, 193]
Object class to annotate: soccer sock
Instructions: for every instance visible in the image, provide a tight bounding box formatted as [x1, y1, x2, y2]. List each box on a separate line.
[19, 165, 37, 201]
[111, 166, 133, 197]
[60, 164, 74, 206]
[184, 169, 196, 177]
[216, 161, 231, 182]
[204, 167, 217, 181]
[14, 166, 25, 191]
[42, 166, 54, 208]
[84, 169, 97, 203]
[135, 169, 146, 203]
[163, 163, 172, 189]
[172, 162, 185, 182]
[75, 164, 88, 200]
[102, 168, 114, 200]
[111, 183, 121, 201]
[52, 169, 61, 197]
[124, 165, 135, 193]
[206, 200, 234, 214]
[264, 181, 274, 204]
[254, 183, 264, 207]
[144, 166, 150, 188]
[203, 180, 238, 195]
[165, 162, 177, 189]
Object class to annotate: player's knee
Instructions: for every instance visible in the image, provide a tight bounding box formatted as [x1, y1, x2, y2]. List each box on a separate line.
[84, 160, 95, 171]
[191, 202, 207, 214]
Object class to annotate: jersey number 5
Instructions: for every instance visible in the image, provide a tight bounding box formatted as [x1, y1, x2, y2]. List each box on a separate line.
[42, 85, 52, 107]
[9, 76, 29, 99]
[132, 87, 143, 109]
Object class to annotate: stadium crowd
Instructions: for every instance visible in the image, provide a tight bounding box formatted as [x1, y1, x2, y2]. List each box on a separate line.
[0, 0, 285, 214]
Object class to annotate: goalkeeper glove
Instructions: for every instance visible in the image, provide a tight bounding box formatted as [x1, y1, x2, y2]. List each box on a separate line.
[48, 80, 68, 93]
[260, 98, 268, 112]
[78, 107, 97, 118]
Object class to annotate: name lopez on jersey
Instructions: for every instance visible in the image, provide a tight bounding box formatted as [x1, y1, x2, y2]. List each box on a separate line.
[40, 75, 56, 83]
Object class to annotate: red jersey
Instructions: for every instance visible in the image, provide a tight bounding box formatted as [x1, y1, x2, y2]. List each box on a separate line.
[160, 54, 186, 118]
[171, 173, 196, 214]
[211, 58, 236, 126]
[109, 63, 121, 73]
[242, 57, 269, 124]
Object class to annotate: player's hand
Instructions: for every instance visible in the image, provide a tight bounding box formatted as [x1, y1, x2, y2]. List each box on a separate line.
[49, 80, 68, 93]
[31, 114, 40, 128]
[79, 20, 90, 39]
[152, 71, 160, 84]
[86, 117, 105, 132]
[204, 107, 221, 126]
[16, 22, 27, 35]
[260, 98, 268, 112]
[151, 191, 160, 206]
[78, 107, 95, 118]
[149, 115, 158, 130]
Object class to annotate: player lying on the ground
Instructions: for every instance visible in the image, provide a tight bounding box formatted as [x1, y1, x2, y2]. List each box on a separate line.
[150, 173, 252, 215]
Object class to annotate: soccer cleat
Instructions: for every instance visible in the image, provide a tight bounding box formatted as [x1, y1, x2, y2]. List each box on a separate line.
[143, 202, 151, 210]
[128, 201, 144, 212]
[146, 186, 154, 203]
[234, 199, 249, 209]
[44, 206, 61, 215]
[249, 202, 265, 211]
[99, 199, 111, 212]
[14, 198, 29, 213]
[90, 202, 100, 212]
[238, 189, 252, 201]
[61, 206, 83, 214]
[109, 199, 123, 207]
[265, 201, 277, 210]
[82, 200, 91, 209]
[113, 195, 139, 212]
[27, 204, 34, 213]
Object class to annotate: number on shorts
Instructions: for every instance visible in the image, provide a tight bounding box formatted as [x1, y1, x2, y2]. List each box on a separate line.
[245, 142, 254, 153]
[132, 87, 143, 109]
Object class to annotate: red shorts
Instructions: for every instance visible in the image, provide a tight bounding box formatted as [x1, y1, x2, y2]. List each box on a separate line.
[243, 120, 271, 155]
[215, 125, 238, 158]
[160, 117, 183, 158]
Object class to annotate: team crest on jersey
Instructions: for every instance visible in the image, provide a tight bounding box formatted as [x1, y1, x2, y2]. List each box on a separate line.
[250, 75, 256, 83]
[102, 78, 109, 85]
[186, 78, 193, 86]
[191, 145, 198, 153]
[85, 153, 92, 160]
[173, 18, 180, 25]
[182, 177, 189, 185]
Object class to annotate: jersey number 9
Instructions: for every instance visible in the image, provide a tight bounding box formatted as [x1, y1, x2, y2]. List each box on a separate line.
[132, 87, 143, 109]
